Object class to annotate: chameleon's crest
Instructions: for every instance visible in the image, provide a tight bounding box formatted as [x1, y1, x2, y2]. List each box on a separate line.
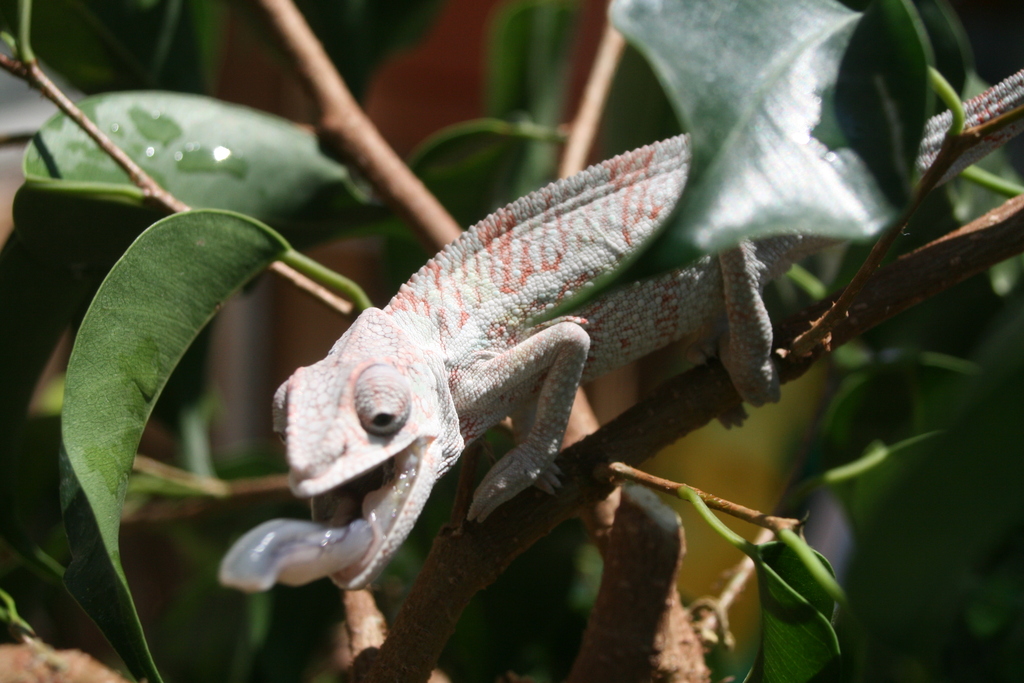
[220, 309, 462, 591]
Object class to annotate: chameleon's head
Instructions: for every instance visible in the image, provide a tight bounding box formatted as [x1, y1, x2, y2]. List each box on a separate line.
[219, 308, 461, 592]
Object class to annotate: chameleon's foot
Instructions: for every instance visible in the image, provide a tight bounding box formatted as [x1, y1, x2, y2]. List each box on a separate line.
[535, 462, 563, 494]
[468, 446, 555, 521]
[717, 404, 748, 428]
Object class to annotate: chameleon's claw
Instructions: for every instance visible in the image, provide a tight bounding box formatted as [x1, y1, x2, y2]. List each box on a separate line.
[717, 404, 748, 428]
[468, 445, 560, 520]
[535, 463, 563, 494]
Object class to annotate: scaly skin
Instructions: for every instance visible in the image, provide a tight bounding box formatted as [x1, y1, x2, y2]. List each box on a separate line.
[221, 69, 1024, 592]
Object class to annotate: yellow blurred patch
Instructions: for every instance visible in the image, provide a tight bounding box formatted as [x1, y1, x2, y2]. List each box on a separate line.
[643, 363, 827, 654]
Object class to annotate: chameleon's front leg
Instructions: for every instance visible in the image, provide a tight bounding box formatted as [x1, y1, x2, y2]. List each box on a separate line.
[464, 321, 591, 521]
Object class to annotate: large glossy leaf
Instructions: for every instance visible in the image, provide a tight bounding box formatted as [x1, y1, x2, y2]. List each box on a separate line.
[0, 237, 94, 581]
[16, 91, 385, 268]
[605, 0, 929, 278]
[0, 0, 210, 93]
[846, 297, 1024, 666]
[60, 210, 290, 682]
[747, 542, 841, 683]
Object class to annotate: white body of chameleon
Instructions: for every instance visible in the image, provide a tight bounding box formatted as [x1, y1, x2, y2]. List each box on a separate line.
[220, 70, 1024, 592]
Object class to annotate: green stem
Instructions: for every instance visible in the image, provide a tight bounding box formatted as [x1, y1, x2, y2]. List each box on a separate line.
[960, 165, 1024, 198]
[177, 403, 214, 478]
[279, 249, 372, 311]
[786, 263, 827, 300]
[929, 66, 964, 136]
[790, 431, 941, 503]
[0, 587, 36, 641]
[17, 0, 34, 63]
[0, 31, 17, 54]
[678, 486, 758, 559]
[505, 120, 568, 143]
[777, 528, 849, 610]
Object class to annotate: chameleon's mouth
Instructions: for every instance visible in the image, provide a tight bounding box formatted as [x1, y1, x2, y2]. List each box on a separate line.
[218, 442, 422, 592]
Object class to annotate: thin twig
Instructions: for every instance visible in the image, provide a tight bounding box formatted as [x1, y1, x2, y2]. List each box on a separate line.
[0, 53, 357, 317]
[132, 454, 231, 496]
[268, 261, 354, 314]
[248, 0, 462, 253]
[691, 527, 773, 650]
[790, 108, 1024, 357]
[121, 473, 293, 526]
[0, 55, 186, 213]
[0, 132, 34, 147]
[558, 22, 626, 178]
[595, 462, 800, 535]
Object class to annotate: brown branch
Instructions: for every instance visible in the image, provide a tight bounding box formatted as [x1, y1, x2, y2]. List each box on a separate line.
[0, 643, 134, 683]
[558, 21, 626, 178]
[567, 486, 709, 683]
[595, 462, 800, 535]
[337, 590, 388, 683]
[248, 0, 462, 253]
[362, 191, 1024, 683]
[578, 486, 621, 555]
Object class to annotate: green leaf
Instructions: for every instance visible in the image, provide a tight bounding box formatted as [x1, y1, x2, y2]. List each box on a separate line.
[486, 0, 576, 125]
[913, 0, 971, 94]
[60, 210, 289, 682]
[747, 542, 842, 683]
[294, 0, 445, 99]
[0, 0, 211, 93]
[485, 0, 577, 201]
[847, 294, 1024, 667]
[409, 118, 565, 227]
[16, 91, 386, 268]
[846, 296, 1024, 665]
[0, 236, 91, 581]
[606, 0, 930, 276]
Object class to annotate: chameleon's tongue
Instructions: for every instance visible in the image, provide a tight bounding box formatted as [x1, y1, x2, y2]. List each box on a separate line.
[218, 518, 374, 593]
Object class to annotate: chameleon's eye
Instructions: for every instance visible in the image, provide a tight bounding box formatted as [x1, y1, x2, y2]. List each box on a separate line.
[353, 364, 411, 436]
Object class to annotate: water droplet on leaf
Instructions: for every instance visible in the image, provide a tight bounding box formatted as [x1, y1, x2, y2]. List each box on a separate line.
[129, 106, 183, 143]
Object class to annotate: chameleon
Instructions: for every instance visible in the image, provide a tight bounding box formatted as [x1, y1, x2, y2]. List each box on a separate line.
[219, 68, 1024, 593]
